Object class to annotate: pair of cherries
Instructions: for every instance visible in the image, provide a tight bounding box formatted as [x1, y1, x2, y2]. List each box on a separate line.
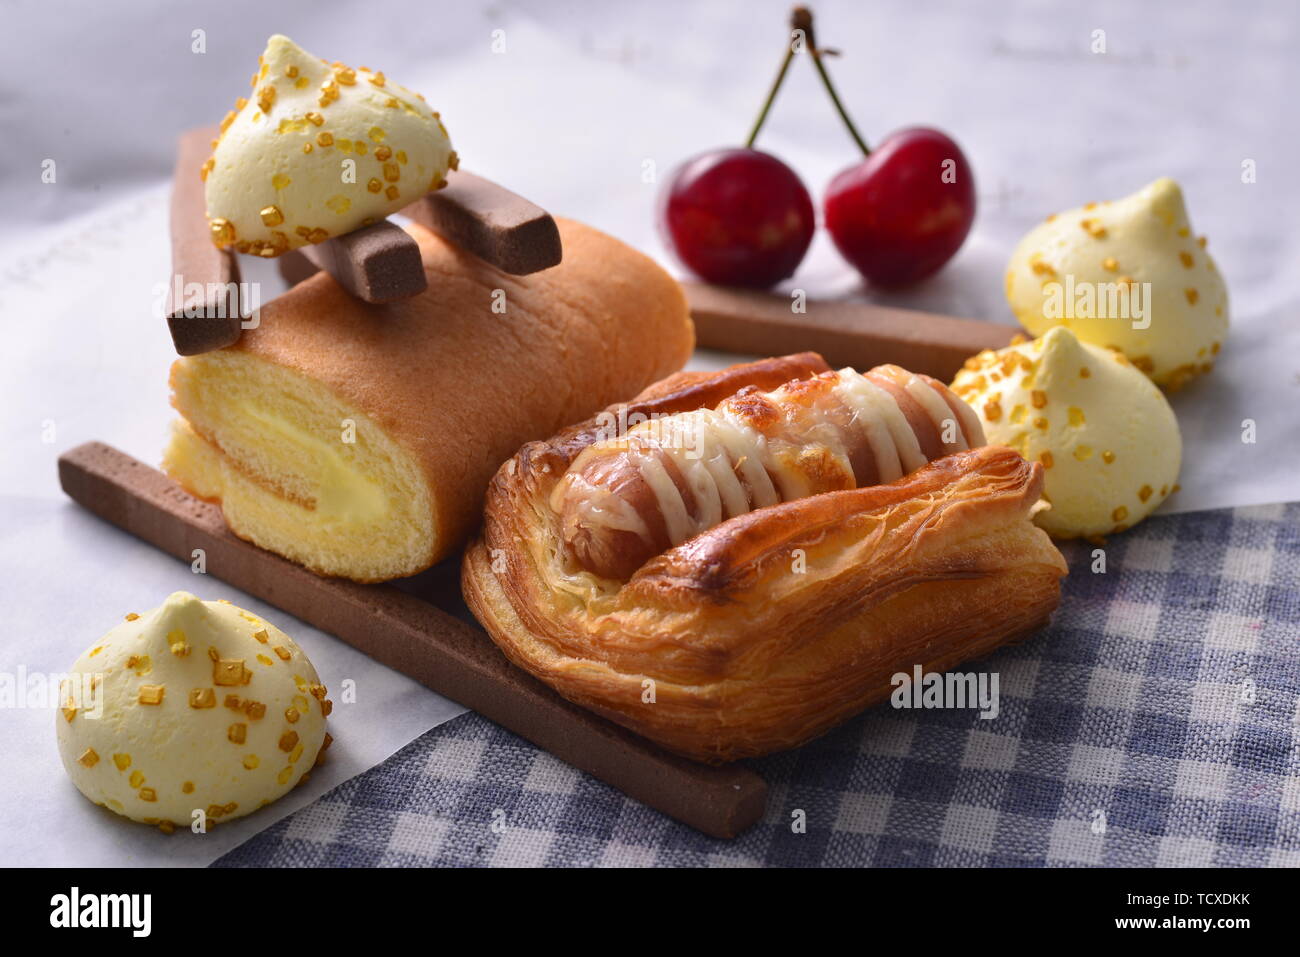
[659, 8, 975, 290]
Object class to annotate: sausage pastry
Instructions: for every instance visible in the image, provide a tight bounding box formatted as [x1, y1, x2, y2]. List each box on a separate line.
[462, 353, 1067, 763]
[554, 360, 986, 579]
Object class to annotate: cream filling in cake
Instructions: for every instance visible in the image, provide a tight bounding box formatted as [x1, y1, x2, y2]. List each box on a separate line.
[165, 350, 435, 581]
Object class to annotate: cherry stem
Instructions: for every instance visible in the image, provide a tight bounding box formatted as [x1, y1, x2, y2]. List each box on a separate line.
[793, 6, 871, 156]
[745, 26, 799, 148]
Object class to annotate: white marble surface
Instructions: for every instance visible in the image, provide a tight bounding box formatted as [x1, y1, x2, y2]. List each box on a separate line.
[0, 0, 1296, 865]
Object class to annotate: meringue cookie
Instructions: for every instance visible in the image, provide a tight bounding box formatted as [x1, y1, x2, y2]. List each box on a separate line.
[55, 592, 331, 831]
[1004, 178, 1228, 390]
[204, 34, 457, 257]
[951, 326, 1181, 539]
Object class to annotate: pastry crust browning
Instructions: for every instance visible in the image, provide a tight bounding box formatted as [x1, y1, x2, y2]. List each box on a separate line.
[463, 355, 1067, 763]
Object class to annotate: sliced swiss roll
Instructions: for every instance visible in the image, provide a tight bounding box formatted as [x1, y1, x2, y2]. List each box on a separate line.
[165, 218, 694, 582]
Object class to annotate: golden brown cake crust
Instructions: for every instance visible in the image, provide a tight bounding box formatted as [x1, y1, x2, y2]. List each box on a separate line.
[188, 217, 694, 570]
[462, 356, 1068, 763]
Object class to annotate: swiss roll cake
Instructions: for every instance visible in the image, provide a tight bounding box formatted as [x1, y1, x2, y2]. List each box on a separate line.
[165, 218, 694, 581]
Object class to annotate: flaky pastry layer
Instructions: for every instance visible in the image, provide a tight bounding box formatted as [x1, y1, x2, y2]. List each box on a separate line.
[463, 355, 1068, 763]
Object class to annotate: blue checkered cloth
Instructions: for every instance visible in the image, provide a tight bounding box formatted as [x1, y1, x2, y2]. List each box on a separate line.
[214, 502, 1300, 867]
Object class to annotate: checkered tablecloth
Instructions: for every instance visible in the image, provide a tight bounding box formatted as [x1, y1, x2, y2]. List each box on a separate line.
[215, 502, 1300, 867]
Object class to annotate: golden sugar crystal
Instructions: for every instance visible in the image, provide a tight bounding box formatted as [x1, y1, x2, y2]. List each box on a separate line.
[213, 658, 246, 686]
[279, 731, 299, 752]
[285, 707, 299, 724]
[138, 685, 165, 706]
[228, 723, 247, 744]
[209, 219, 236, 247]
[138, 788, 157, 803]
[259, 206, 284, 228]
[78, 748, 99, 768]
[244, 754, 260, 770]
[243, 700, 267, 721]
[113, 753, 131, 771]
[383, 162, 400, 182]
[190, 688, 216, 709]
[367, 177, 382, 193]
[385, 185, 400, 201]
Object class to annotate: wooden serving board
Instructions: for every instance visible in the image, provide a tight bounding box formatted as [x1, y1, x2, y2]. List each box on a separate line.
[58, 443, 767, 840]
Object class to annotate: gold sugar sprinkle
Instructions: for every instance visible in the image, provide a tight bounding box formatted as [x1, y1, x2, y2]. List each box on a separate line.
[1179, 251, 1194, 268]
[228, 723, 247, 744]
[138, 685, 165, 706]
[1102, 450, 1116, 464]
[1074, 445, 1094, 461]
[1102, 257, 1118, 272]
[129, 770, 145, 788]
[1112, 506, 1129, 522]
[285, 707, 299, 724]
[1080, 218, 1107, 239]
[125, 613, 140, 621]
[182, 781, 194, 794]
[385, 185, 400, 200]
[113, 753, 131, 771]
[213, 659, 246, 686]
[190, 688, 216, 709]
[209, 219, 235, 247]
[1185, 288, 1199, 305]
[272, 172, 291, 190]
[78, 748, 99, 768]
[138, 788, 157, 803]
[279, 731, 299, 752]
[243, 700, 266, 721]
[1139, 485, 1153, 502]
[243, 754, 260, 770]
[274, 646, 292, 661]
[1068, 407, 1085, 427]
[367, 177, 382, 193]
[260, 206, 284, 227]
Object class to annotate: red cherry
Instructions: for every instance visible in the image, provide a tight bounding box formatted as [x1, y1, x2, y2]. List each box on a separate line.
[659, 148, 815, 289]
[824, 127, 976, 288]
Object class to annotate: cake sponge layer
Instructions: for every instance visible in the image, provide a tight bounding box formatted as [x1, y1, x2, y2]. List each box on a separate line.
[167, 350, 434, 582]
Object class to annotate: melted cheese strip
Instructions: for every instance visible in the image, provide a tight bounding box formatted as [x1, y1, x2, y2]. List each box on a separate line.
[904, 374, 969, 451]
[564, 366, 981, 552]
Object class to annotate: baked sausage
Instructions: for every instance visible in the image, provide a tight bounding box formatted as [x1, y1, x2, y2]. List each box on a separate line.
[552, 364, 985, 579]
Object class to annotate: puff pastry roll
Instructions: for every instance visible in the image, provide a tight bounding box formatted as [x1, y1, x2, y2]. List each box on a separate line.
[463, 354, 1067, 763]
